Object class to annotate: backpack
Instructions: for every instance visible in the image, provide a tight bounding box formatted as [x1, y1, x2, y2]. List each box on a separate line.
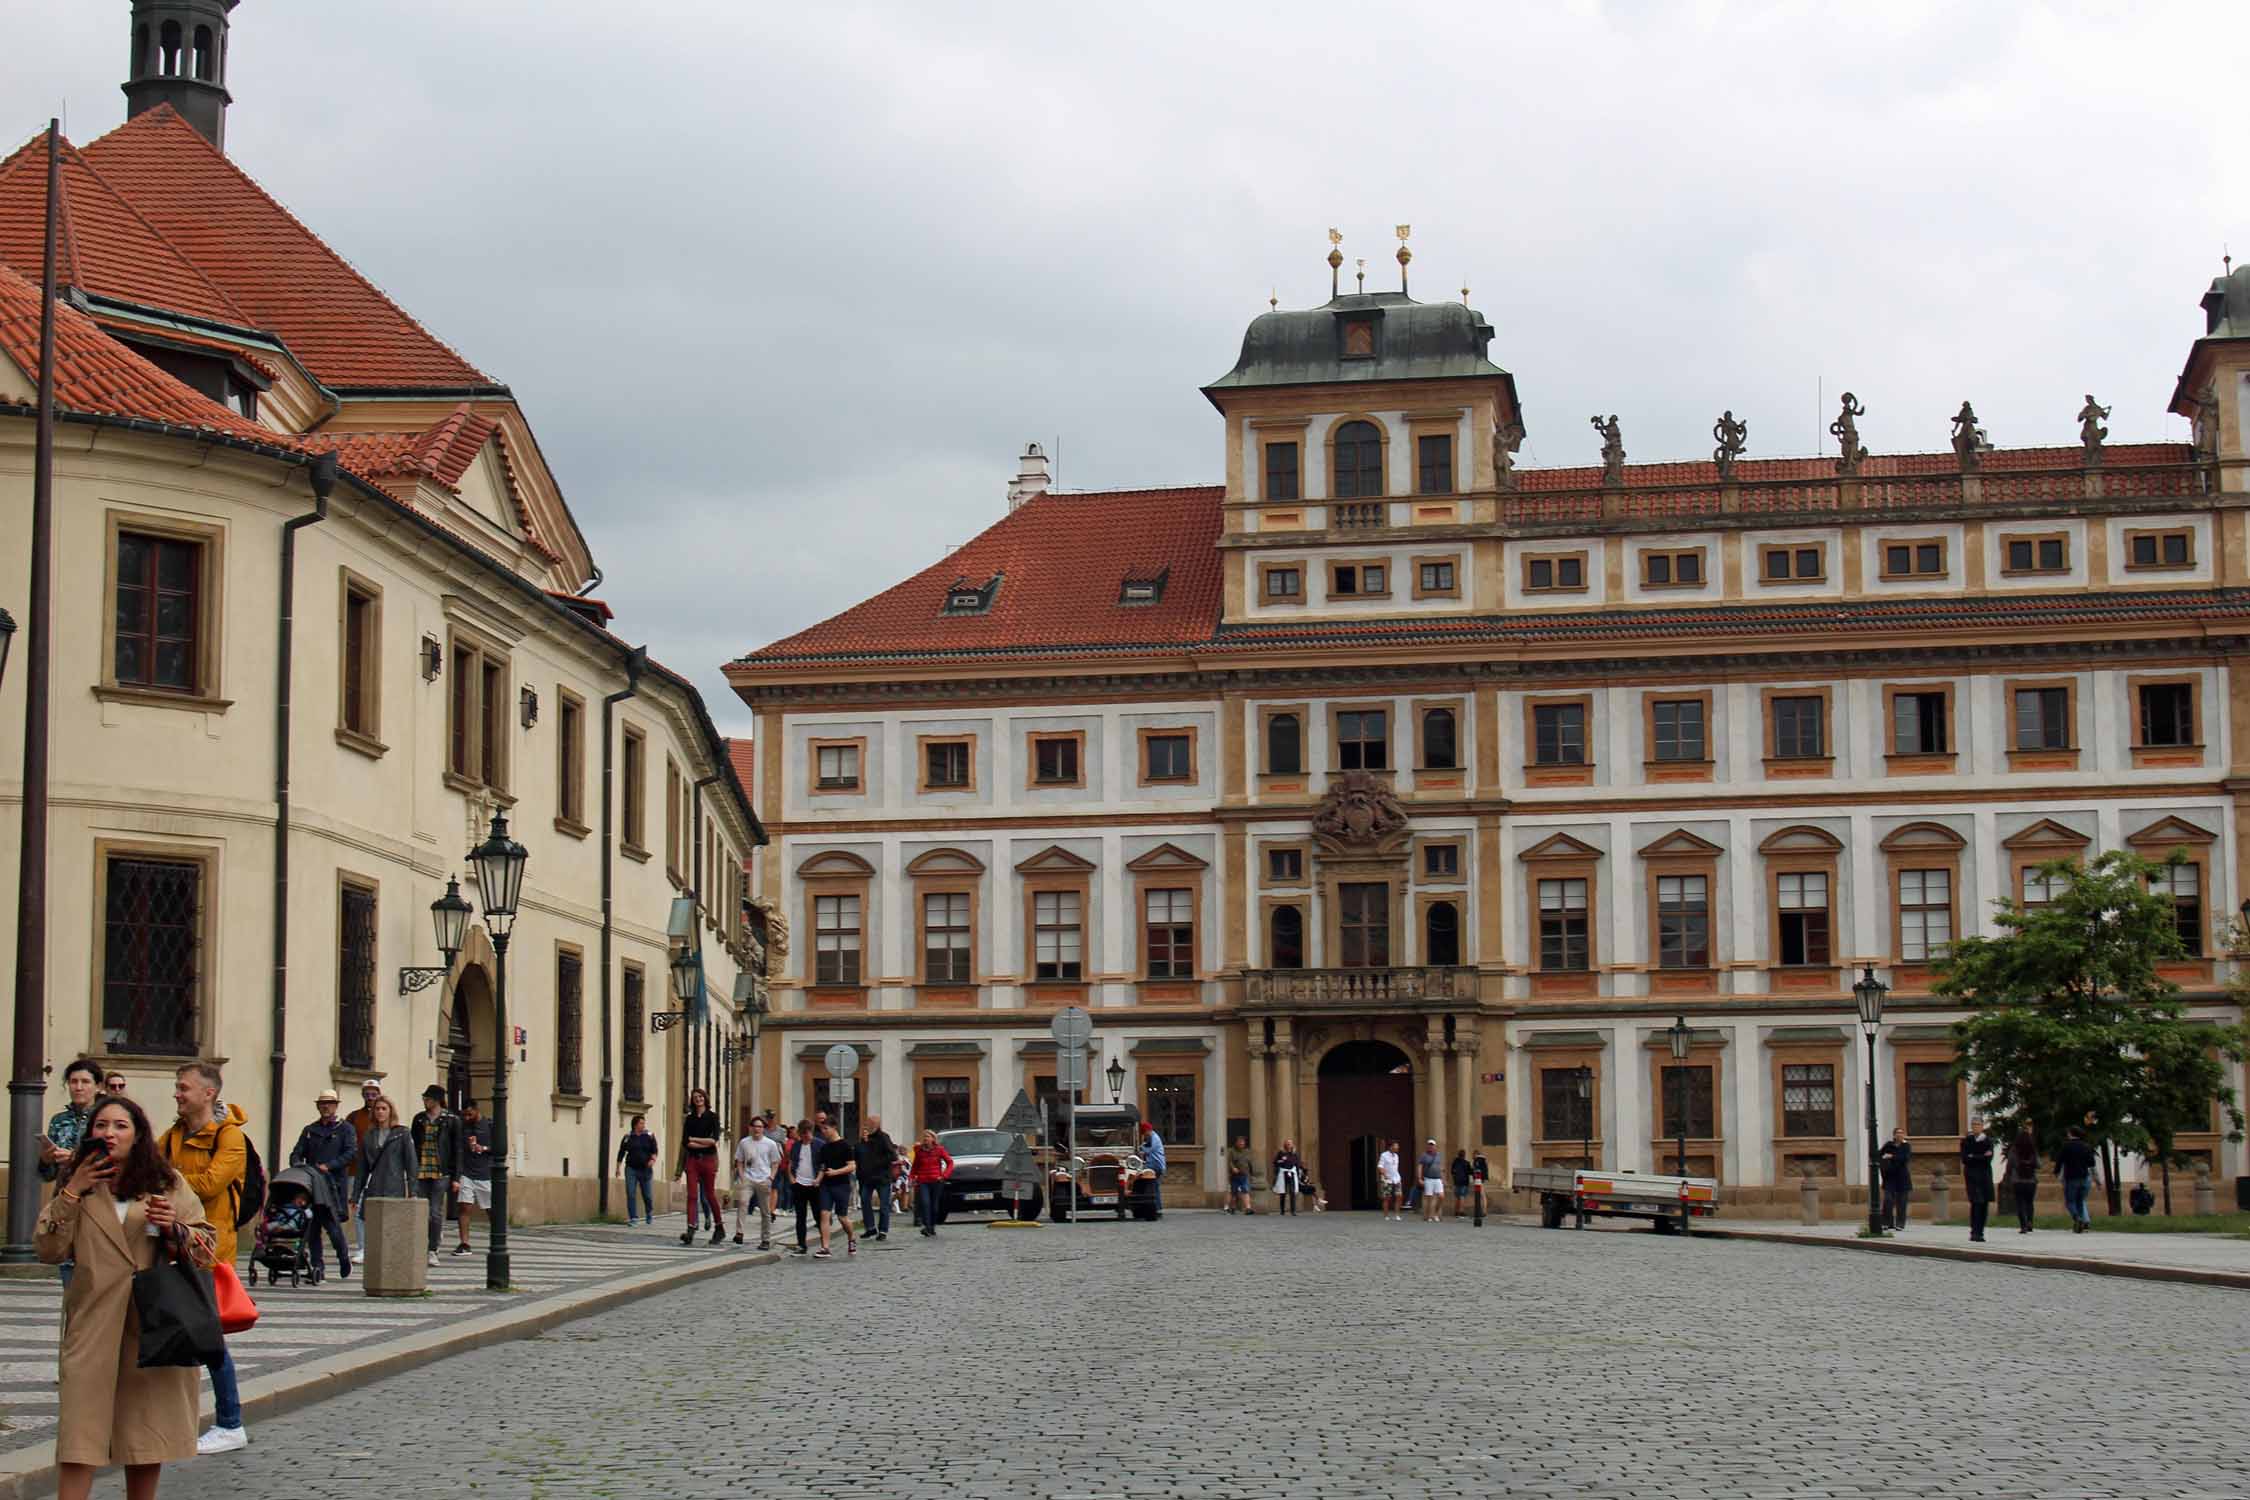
[229, 1124, 267, 1228]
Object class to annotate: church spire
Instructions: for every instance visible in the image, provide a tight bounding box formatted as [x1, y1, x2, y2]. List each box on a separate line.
[123, 0, 238, 150]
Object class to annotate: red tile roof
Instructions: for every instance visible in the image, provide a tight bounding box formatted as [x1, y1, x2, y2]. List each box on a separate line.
[0, 128, 250, 328]
[725, 737, 757, 801]
[75, 107, 490, 389]
[1517, 442, 2193, 491]
[736, 485, 1225, 669]
[305, 405, 563, 565]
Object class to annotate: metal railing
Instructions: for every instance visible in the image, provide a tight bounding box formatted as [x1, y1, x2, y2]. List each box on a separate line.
[1243, 965, 1478, 1007]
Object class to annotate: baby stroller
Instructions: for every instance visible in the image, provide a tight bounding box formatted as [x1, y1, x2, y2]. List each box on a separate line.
[249, 1167, 319, 1286]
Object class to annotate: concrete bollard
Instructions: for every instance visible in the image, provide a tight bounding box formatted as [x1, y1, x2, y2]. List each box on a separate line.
[2193, 1161, 2216, 1217]
[1799, 1176, 1822, 1226]
[1929, 1168, 1949, 1223]
[362, 1195, 428, 1297]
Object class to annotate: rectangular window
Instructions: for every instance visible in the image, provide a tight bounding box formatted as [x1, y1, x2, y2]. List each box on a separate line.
[340, 578, 378, 738]
[1776, 872, 1831, 967]
[1881, 540, 1947, 578]
[2138, 683, 2196, 747]
[1898, 869, 1953, 961]
[1781, 1063, 1837, 1137]
[2012, 687, 2069, 750]
[1904, 1061, 1959, 1137]
[1525, 554, 1586, 592]
[1330, 563, 1388, 597]
[1335, 710, 1388, 771]
[921, 1076, 973, 1132]
[1656, 874, 1710, 969]
[480, 658, 506, 789]
[1650, 700, 1706, 762]
[1338, 882, 1390, 968]
[1032, 735, 1082, 786]
[814, 895, 862, 985]
[664, 758, 683, 877]
[2150, 863, 2204, 957]
[102, 854, 202, 1056]
[555, 949, 584, 1097]
[1532, 703, 1586, 766]
[1033, 889, 1083, 981]
[2127, 530, 2194, 570]
[924, 739, 970, 790]
[1761, 545, 1825, 582]
[2003, 535, 2068, 574]
[1642, 549, 1704, 587]
[1890, 691, 1949, 755]
[621, 727, 647, 850]
[814, 742, 861, 790]
[1267, 847, 1303, 882]
[1424, 843, 1460, 879]
[1417, 561, 1456, 594]
[1540, 1069, 1593, 1142]
[336, 882, 376, 1071]
[1659, 1065, 1716, 1139]
[2020, 867, 2068, 908]
[1147, 1073, 1198, 1145]
[1264, 441, 1300, 502]
[1416, 433, 1454, 495]
[556, 691, 585, 827]
[621, 965, 646, 1103]
[1263, 566, 1302, 600]
[1143, 733, 1192, 782]
[112, 530, 202, 692]
[923, 892, 971, 983]
[1771, 696, 1825, 759]
[1144, 889, 1195, 979]
[1537, 878, 1589, 972]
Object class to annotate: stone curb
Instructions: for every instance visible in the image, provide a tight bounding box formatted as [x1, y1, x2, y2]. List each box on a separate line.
[1698, 1226, 2250, 1291]
[0, 1247, 775, 1500]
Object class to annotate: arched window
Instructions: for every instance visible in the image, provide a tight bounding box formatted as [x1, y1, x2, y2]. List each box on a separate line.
[1266, 712, 1301, 775]
[1332, 420, 1383, 499]
[1270, 906, 1304, 969]
[135, 24, 150, 78]
[1421, 707, 1457, 770]
[1425, 901, 1461, 966]
[158, 20, 183, 76]
[192, 25, 215, 81]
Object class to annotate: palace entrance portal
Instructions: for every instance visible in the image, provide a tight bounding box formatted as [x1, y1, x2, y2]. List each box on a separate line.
[1317, 1039, 1415, 1210]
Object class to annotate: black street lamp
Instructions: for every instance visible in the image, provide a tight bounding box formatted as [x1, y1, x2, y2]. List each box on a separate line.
[466, 809, 527, 1291]
[401, 875, 472, 994]
[1573, 1065, 1594, 1170]
[1855, 963, 1889, 1237]
[1105, 1056, 1126, 1104]
[0, 607, 14, 690]
[1667, 1014, 1692, 1177]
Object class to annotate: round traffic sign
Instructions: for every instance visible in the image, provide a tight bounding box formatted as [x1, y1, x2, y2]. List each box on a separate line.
[824, 1043, 859, 1078]
[1050, 1006, 1092, 1050]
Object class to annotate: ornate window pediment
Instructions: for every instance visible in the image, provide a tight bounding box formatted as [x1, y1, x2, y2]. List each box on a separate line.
[2124, 815, 2216, 849]
[905, 847, 988, 876]
[1125, 841, 1210, 873]
[1756, 824, 1844, 855]
[1014, 844, 1097, 874]
[2001, 818, 2092, 851]
[1638, 828, 1726, 859]
[796, 849, 876, 878]
[1518, 831, 1602, 863]
[1878, 820, 1968, 853]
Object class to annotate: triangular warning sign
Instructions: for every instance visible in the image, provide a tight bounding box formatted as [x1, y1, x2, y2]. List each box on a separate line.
[997, 1088, 1043, 1136]
[998, 1136, 1037, 1182]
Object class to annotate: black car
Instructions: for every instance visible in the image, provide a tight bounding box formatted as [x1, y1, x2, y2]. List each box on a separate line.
[933, 1129, 1043, 1222]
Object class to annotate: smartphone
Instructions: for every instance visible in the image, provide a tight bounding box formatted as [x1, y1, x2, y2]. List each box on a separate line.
[34, 1134, 54, 1157]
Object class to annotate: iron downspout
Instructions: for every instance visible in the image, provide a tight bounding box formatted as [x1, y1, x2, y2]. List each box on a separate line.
[597, 648, 645, 1219]
[690, 771, 721, 1107]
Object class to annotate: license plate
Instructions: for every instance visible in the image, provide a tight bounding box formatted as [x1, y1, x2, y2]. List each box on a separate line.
[1089, 1195, 1117, 1205]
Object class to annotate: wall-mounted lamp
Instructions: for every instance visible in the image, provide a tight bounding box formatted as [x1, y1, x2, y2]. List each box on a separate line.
[519, 685, 539, 728]
[421, 635, 443, 681]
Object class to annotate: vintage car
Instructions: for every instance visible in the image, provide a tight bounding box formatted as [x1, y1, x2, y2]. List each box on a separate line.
[1046, 1101, 1160, 1221]
[931, 1129, 1043, 1222]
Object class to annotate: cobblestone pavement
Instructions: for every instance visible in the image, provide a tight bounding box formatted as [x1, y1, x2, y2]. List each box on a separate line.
[141, 1210, 2250, 1499]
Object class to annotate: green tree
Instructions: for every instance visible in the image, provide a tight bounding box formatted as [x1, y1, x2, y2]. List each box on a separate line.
[1937, 850, 2244, 1216]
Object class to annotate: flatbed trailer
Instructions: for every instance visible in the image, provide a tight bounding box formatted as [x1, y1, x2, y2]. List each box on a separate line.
[1515, 1165, 1719, 1231]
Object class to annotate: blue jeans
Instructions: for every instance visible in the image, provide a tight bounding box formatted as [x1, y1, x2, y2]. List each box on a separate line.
[860, 1179, 891, 1236]
[915, 1180, 944, 1232]
[205, 1344, 242, 1430]
[2063, 1175, 2092, 1226]
[624, 1165, 654, 1224]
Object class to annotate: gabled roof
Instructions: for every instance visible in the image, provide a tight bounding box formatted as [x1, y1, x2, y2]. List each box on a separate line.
[304, 405, 563, 565]
[76, 107, 489, 389]
[0, 128, 249, 328]
[737, 485, 1224, 669]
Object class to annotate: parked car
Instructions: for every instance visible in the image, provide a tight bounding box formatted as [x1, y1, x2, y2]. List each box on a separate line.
[932, 1129, 1043, 1223]
[1046, 1102, 1160, 1222]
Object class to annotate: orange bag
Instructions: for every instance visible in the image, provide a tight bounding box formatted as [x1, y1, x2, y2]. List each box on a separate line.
[210, 1261, 259, 1335]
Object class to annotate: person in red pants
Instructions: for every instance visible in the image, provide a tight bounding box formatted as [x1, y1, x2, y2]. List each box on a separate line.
[675, 1088, 723, 1246]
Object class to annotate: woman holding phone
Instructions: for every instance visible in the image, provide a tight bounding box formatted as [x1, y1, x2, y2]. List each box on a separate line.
[36, 1094, 216, 1500]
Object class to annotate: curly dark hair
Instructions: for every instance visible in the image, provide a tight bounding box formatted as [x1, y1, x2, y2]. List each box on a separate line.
[65, 1096, 176, 1203]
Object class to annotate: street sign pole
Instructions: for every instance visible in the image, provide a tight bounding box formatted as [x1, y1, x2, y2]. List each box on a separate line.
[1050, 1007, 1092, 1228]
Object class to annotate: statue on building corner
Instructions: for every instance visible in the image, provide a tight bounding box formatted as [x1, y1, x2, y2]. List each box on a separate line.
[1591, 414, 1625, 487]
[1950, 400, 1984, 471]
[1830, 393, 1867, 476]
[2194, 382, 2220, 461]
[2077, 394, 2110, 463]
[1712, 410, 1748, 480]
[1495, 417, 1525, 492]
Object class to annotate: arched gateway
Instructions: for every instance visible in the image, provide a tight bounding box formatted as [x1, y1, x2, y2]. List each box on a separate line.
[1317, 1040, 1415, 1210]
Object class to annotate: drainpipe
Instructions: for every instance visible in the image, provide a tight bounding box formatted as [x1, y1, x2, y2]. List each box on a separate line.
[269, 451, 337, 1167]
[596, 647, 645, 1219]
[689, 771, 722, 1104]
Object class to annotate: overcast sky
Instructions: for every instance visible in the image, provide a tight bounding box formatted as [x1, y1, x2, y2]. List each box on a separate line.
[10, 3, 2244, 733]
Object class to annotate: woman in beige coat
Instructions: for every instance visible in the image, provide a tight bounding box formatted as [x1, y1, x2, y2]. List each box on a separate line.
[37, 1094, 216, 1500]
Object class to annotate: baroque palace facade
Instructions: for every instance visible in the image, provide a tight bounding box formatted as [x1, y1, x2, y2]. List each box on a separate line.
[0, 3, 765, 1215]
[737, 268, 2250, 1211]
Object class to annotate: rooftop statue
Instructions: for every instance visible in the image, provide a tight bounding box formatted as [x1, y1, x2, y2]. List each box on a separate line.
[2078, 394, 2110, 458]
[1830, 393, 1868, 476]
[1591, 413, 1625, 486]
[1712, 410, 1748, 480]
[1951, 400, 1982, 471]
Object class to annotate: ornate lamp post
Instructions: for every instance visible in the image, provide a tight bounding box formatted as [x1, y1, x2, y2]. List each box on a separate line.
[0, 607, 14, 689]
[1105, 1056, 1126, 1105]
[1667, 1015, 1692, 1178]
[466, 810, 527, 1291]
[400, 875, 471, 995]
[1855, 964, 1889, 1237]
[1573, 1065, 1594, 1171]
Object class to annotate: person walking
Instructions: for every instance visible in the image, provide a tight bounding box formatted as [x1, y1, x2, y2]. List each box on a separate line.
[1418, 1139, 1445, 1222]
[352, 1096, 416, 1210]
[2056, 1125, 2098, 1233]
[676, 1088, 723, 1247]
[341, 1078, 381, 1260]
[1225, 1137, 1254, 1215]
[101, 1070, 129, 1098]
[1136, 1121, 1167, 1219]
[813, 1121, 858, 1259]
[1877, 1127, 1913, 1231]
[288, 1089, 355, 1279]
[855, 1115, 898, 1241]
[41, 1057, 103, 1293]
[1271, 1140, 1305, 1216]
[2006, 1126, 2040, 1234]
[1959, 1117, 1996, 1243]
[616, 1114, 659, 1227]
[733, 1115, 781, 1248]
[39, 1093, 218, 1500]
[408, 1087, 461, 1268]
[909, 1129, 953, 1237]
[453, 1099, 494, 1254]
[155, 1062, 248, 1456]
[786, 1119, 821, 1255]
[1377, 1139, 1403, 1220]
[1449, 1149, 1473, 1223]
[772, 1119, 799, 1218]
[1470, 1150, 1491, 1226]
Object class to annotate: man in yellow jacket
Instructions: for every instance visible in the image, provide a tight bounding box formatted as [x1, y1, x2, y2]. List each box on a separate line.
[159, 1062, 249, 1456]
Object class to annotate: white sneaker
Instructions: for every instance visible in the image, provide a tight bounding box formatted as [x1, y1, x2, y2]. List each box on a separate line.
[196, 1425, 248, 1455]
[425, 1251, 438, 1267]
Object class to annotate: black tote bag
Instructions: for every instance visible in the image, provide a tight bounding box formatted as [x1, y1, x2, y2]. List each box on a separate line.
[132, 1241, 223, 1369]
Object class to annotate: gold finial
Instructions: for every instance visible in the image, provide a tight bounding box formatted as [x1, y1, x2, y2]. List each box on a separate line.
[1461, 283, 1470, 306]
[1395, 225, 1412, 294]
[1355, 257, 1366, 293]
[1395, 224, 1411, 242]
[1327, 228, 1343, 296]
[1269, 288, 1278, 310]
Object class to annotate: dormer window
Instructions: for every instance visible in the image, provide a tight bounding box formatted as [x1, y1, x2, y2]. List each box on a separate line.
[1341, 318, 1376, 358]
[941, 573, 1002, 615]
[1119, 566, 1169, 606]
